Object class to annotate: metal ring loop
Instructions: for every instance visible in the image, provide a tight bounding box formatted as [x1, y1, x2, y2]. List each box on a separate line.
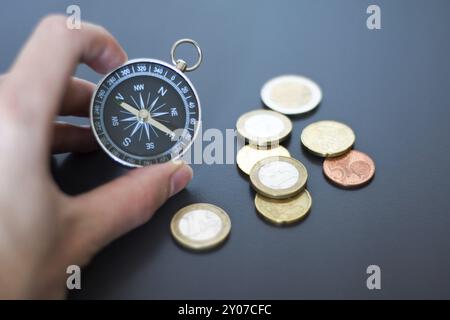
[170, 38, 202, 72]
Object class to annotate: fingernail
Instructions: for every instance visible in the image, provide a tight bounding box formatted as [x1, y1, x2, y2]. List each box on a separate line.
[100, 47, 126, 71]
[170, 161, 193, 197]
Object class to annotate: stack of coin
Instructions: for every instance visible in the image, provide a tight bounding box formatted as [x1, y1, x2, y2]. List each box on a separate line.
[250, 156, 312, 225]
[237, 147, 312, 225]
[235, 74, 323, 225]
[300, 120, 375, 188]
[236, 108, 294, 178]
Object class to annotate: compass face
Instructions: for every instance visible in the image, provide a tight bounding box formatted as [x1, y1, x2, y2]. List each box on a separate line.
[91, 59, 201, 167]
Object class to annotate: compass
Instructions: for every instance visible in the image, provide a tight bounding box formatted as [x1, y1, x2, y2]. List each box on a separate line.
[90, 39, 202, 167]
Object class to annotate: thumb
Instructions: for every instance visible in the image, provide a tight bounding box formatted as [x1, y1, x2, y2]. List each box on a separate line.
[69, 160, 193, 252]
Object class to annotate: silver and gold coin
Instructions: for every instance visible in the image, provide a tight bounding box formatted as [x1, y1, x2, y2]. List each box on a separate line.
[250, 156, 307, 199]
[170, 203, 231, 251]
[260, 75, 322, 115]
[300, 120, 355, 157]
[236, 109, 292, 146]
[254, 190, 312, 225]
[236, 145, 291, 175]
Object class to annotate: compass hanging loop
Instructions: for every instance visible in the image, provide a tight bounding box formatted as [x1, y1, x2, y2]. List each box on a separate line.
[171, 38, 202, 72]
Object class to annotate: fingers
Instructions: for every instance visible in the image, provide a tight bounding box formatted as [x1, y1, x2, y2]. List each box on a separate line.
[51, 78, 97, 153]
[51, 122, 98, 154]
[1, 73, 95, 117]
[60, 77, 96, 117]
[5, 15, 127, 126]
[68, 161, 193, 251]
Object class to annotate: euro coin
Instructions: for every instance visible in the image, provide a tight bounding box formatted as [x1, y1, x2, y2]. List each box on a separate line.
[236, 109, 292, 146]
[250, 156, 307, 199]
[236, 145, 291, 175]
[254, 190, 312, 225]
[323, 150, 375, 188]
[170, 203, 231, 251]
[260, 75, 322, 115]
[301, 120, 355, 157]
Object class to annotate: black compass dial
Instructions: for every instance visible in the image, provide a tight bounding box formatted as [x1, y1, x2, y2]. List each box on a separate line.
[91, 60, 200, 167]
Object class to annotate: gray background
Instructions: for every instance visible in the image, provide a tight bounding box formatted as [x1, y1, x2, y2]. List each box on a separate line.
[0, 0, 449, 299]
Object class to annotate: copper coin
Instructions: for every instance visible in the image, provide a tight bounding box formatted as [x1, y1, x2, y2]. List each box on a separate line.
[323, 150, 375, 188]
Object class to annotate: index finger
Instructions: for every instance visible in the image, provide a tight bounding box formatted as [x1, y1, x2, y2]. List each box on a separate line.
[6, 15, 127, 124]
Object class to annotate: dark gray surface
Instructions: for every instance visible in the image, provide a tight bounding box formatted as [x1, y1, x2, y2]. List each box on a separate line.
[1, 0, 449, 299]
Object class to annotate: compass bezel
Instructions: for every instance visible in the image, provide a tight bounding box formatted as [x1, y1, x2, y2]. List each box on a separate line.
[90, 58, 201, 168]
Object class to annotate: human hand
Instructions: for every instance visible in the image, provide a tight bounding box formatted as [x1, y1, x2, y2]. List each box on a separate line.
[0, 15, 193, 299]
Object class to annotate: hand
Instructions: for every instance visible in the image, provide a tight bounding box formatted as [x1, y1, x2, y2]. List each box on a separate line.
[0, 15, 193, 299]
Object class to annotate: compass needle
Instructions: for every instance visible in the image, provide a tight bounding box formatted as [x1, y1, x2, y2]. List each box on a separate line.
[118, 102, 140, 116]
[146, 116, 175, 138]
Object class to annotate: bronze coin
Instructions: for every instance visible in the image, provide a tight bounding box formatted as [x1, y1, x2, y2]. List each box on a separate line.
[323, 150, 375, 188]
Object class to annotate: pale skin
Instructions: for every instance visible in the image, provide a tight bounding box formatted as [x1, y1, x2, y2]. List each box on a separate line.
[0, 15, 193, 299]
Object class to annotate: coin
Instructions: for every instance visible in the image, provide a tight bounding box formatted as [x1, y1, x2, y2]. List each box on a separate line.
[300, 120, 355, 157]
[236, 109, 292, 146]
[250, 156, 307, 199]
[323, 150, 375, 188]
[254, 190, 312, 225]
[260, 75, 322, 115]
[170, 203, 231, 251]
[236, 145, 291, 175]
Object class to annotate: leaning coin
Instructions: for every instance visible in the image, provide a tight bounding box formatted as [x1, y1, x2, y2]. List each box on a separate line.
[250, 156, 307, 199]
[236, 109, 292, 146]
[236, 145, 291, 175]
[323, 150, 375, 188]
[254, 190, 312, 225]
[261, 75, 322, 115]
[300, 120, 355, 157]
[170, 203, 231, 251]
